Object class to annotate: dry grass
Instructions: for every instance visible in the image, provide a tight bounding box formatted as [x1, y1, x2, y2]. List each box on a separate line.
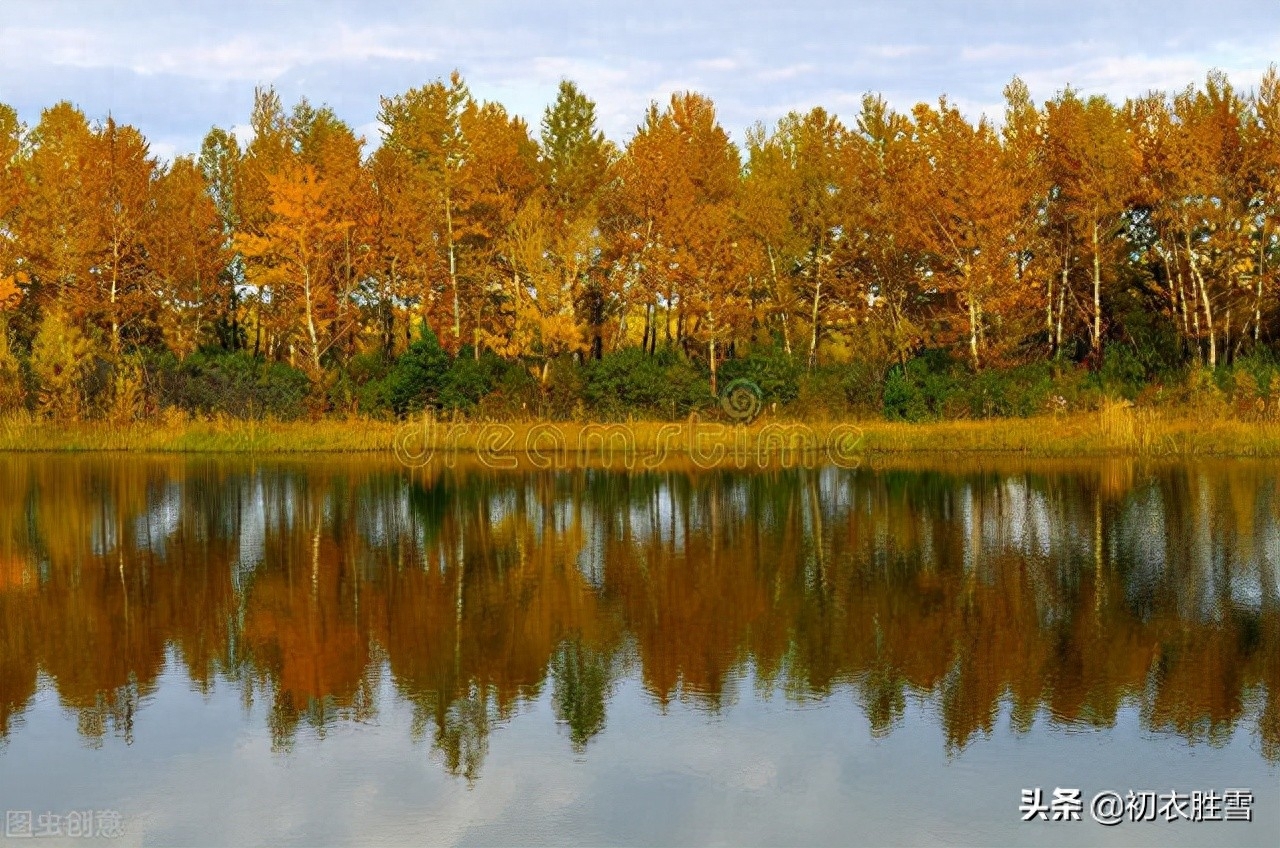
[0, 411, 402, 453]
[2, 404, 1279, 458]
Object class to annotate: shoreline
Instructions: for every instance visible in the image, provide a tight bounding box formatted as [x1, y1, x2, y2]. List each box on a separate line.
[2, 407, 1280, 460]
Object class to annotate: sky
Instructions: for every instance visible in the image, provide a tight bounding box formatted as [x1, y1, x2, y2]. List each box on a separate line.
[1, 0, 1277, 160]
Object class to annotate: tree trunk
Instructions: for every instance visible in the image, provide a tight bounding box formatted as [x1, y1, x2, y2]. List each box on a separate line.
[766, 245, 792, 356]
[709, 334, 718, 395]
[1091, 219, 1102, 359]
[1046, 258, 1056, 351]
[613, 302, 629, 353]
[446, 193, 460, 347]
[1056, 274, 1065, 356]
[808, 261, 823, 371]
[968, 296, 980, 369]
[1166, 245, 1189, 355]
[1186, 233, 1216, 368]
[665, 295, 674, 345]
[965, 264, 980, 370]
[384, 260, 399, 355]
[1224, 307, 1231, 366]
[109, 233, 123, 355]
[1256, 234, 1265, 344]
[302, 269, 322, 376]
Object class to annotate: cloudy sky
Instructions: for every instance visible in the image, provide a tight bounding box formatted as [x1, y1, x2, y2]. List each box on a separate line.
[1, 0, 1277, 159]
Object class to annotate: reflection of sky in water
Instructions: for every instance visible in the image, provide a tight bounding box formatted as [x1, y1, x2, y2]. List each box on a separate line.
[0, 654, 1274, 847]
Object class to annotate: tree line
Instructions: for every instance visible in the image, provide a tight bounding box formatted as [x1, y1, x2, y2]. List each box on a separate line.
[1, 68, 1279, 421]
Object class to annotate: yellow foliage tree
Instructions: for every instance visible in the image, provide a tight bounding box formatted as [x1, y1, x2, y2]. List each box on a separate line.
[498, 194, 590, 381]
[30, 310, 95, 420]
[236, 163, 354, 381]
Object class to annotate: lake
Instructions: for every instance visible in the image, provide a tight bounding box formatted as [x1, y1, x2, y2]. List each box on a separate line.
[0, 455, 1276, 846]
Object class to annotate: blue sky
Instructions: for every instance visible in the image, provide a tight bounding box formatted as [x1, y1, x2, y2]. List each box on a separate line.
[1, 0, 1276, 159]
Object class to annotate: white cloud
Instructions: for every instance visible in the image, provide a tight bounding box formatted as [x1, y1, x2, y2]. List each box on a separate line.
[864, 44, 928, 60]
[755, 63, 817, 83]
[695, 57, 740, 73]
[0, 23, 438, 82]
[960, 43, 1056, 63]
[1, 1, 1276, 156]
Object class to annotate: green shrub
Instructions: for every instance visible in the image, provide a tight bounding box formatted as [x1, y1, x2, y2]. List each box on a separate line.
[380, 324, 451, 415]
[883, 365, 927, 422]
[335, 352, 394, 416]
[962, 362, 1054, 418]
[882, 349, 960, 422]
[792, 366, 853, 419]
[585, 347, 712, 419]
[159, 349, 310, 420]
[1227, 350, 1278, 400]
[476, 361, 540, 419]
[1173, 366, 1229, 419]
[1093, 343, 1148, 399]
[542, 355, 588, 419]
[440, 347, 513, 412]
[717, 344, 803, 405]
[838, 361, 886, 415]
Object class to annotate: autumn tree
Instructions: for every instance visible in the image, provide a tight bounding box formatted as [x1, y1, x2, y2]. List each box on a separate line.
[376, 73, 471, 348]
[29, 309, 94, 420]
[487, 82, 616, 377]
[0, 104, 24, 308]
[501, 194, 590, 381]
[1250, 66, 1280, 345]
[236, 96, 372, 388]
[456, 100, 541, 357]
[614, 93, 743, 390]
[235, 88, 296, 359]
[15, 103, 96, 315]
[540, 81, 616, 357]
[1129, 75, 1255, 367]
[199, 125, 247, 348]
[1171, 73, 1256, 366]
[0, 104, 25, 410]
[144, 157, 228, 358]
[1043, 89, 1134, 363]
[237, 163, 353, 381]
[843, 95, 930, 366]
[84, 118, 156, 354]
[770, 109, 848, 369]
[905, 100, 1026, 368]
[1000, 78, 1055, 358]
[741, 109, 852, 370]
[741, 121, 801, 355]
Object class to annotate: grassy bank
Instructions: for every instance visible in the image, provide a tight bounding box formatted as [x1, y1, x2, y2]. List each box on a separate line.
[4, 403, 1280, 459]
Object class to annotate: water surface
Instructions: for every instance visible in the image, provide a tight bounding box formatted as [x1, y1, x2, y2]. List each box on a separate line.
[0, 455, 1276, 846]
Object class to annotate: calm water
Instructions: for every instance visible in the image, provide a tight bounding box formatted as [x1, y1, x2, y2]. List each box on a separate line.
[0, 455, 1276, 847]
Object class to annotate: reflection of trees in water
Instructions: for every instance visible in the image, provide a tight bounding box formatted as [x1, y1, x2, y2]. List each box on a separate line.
[552, 636, 622, 751]
[0, 457, 1276, 774]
